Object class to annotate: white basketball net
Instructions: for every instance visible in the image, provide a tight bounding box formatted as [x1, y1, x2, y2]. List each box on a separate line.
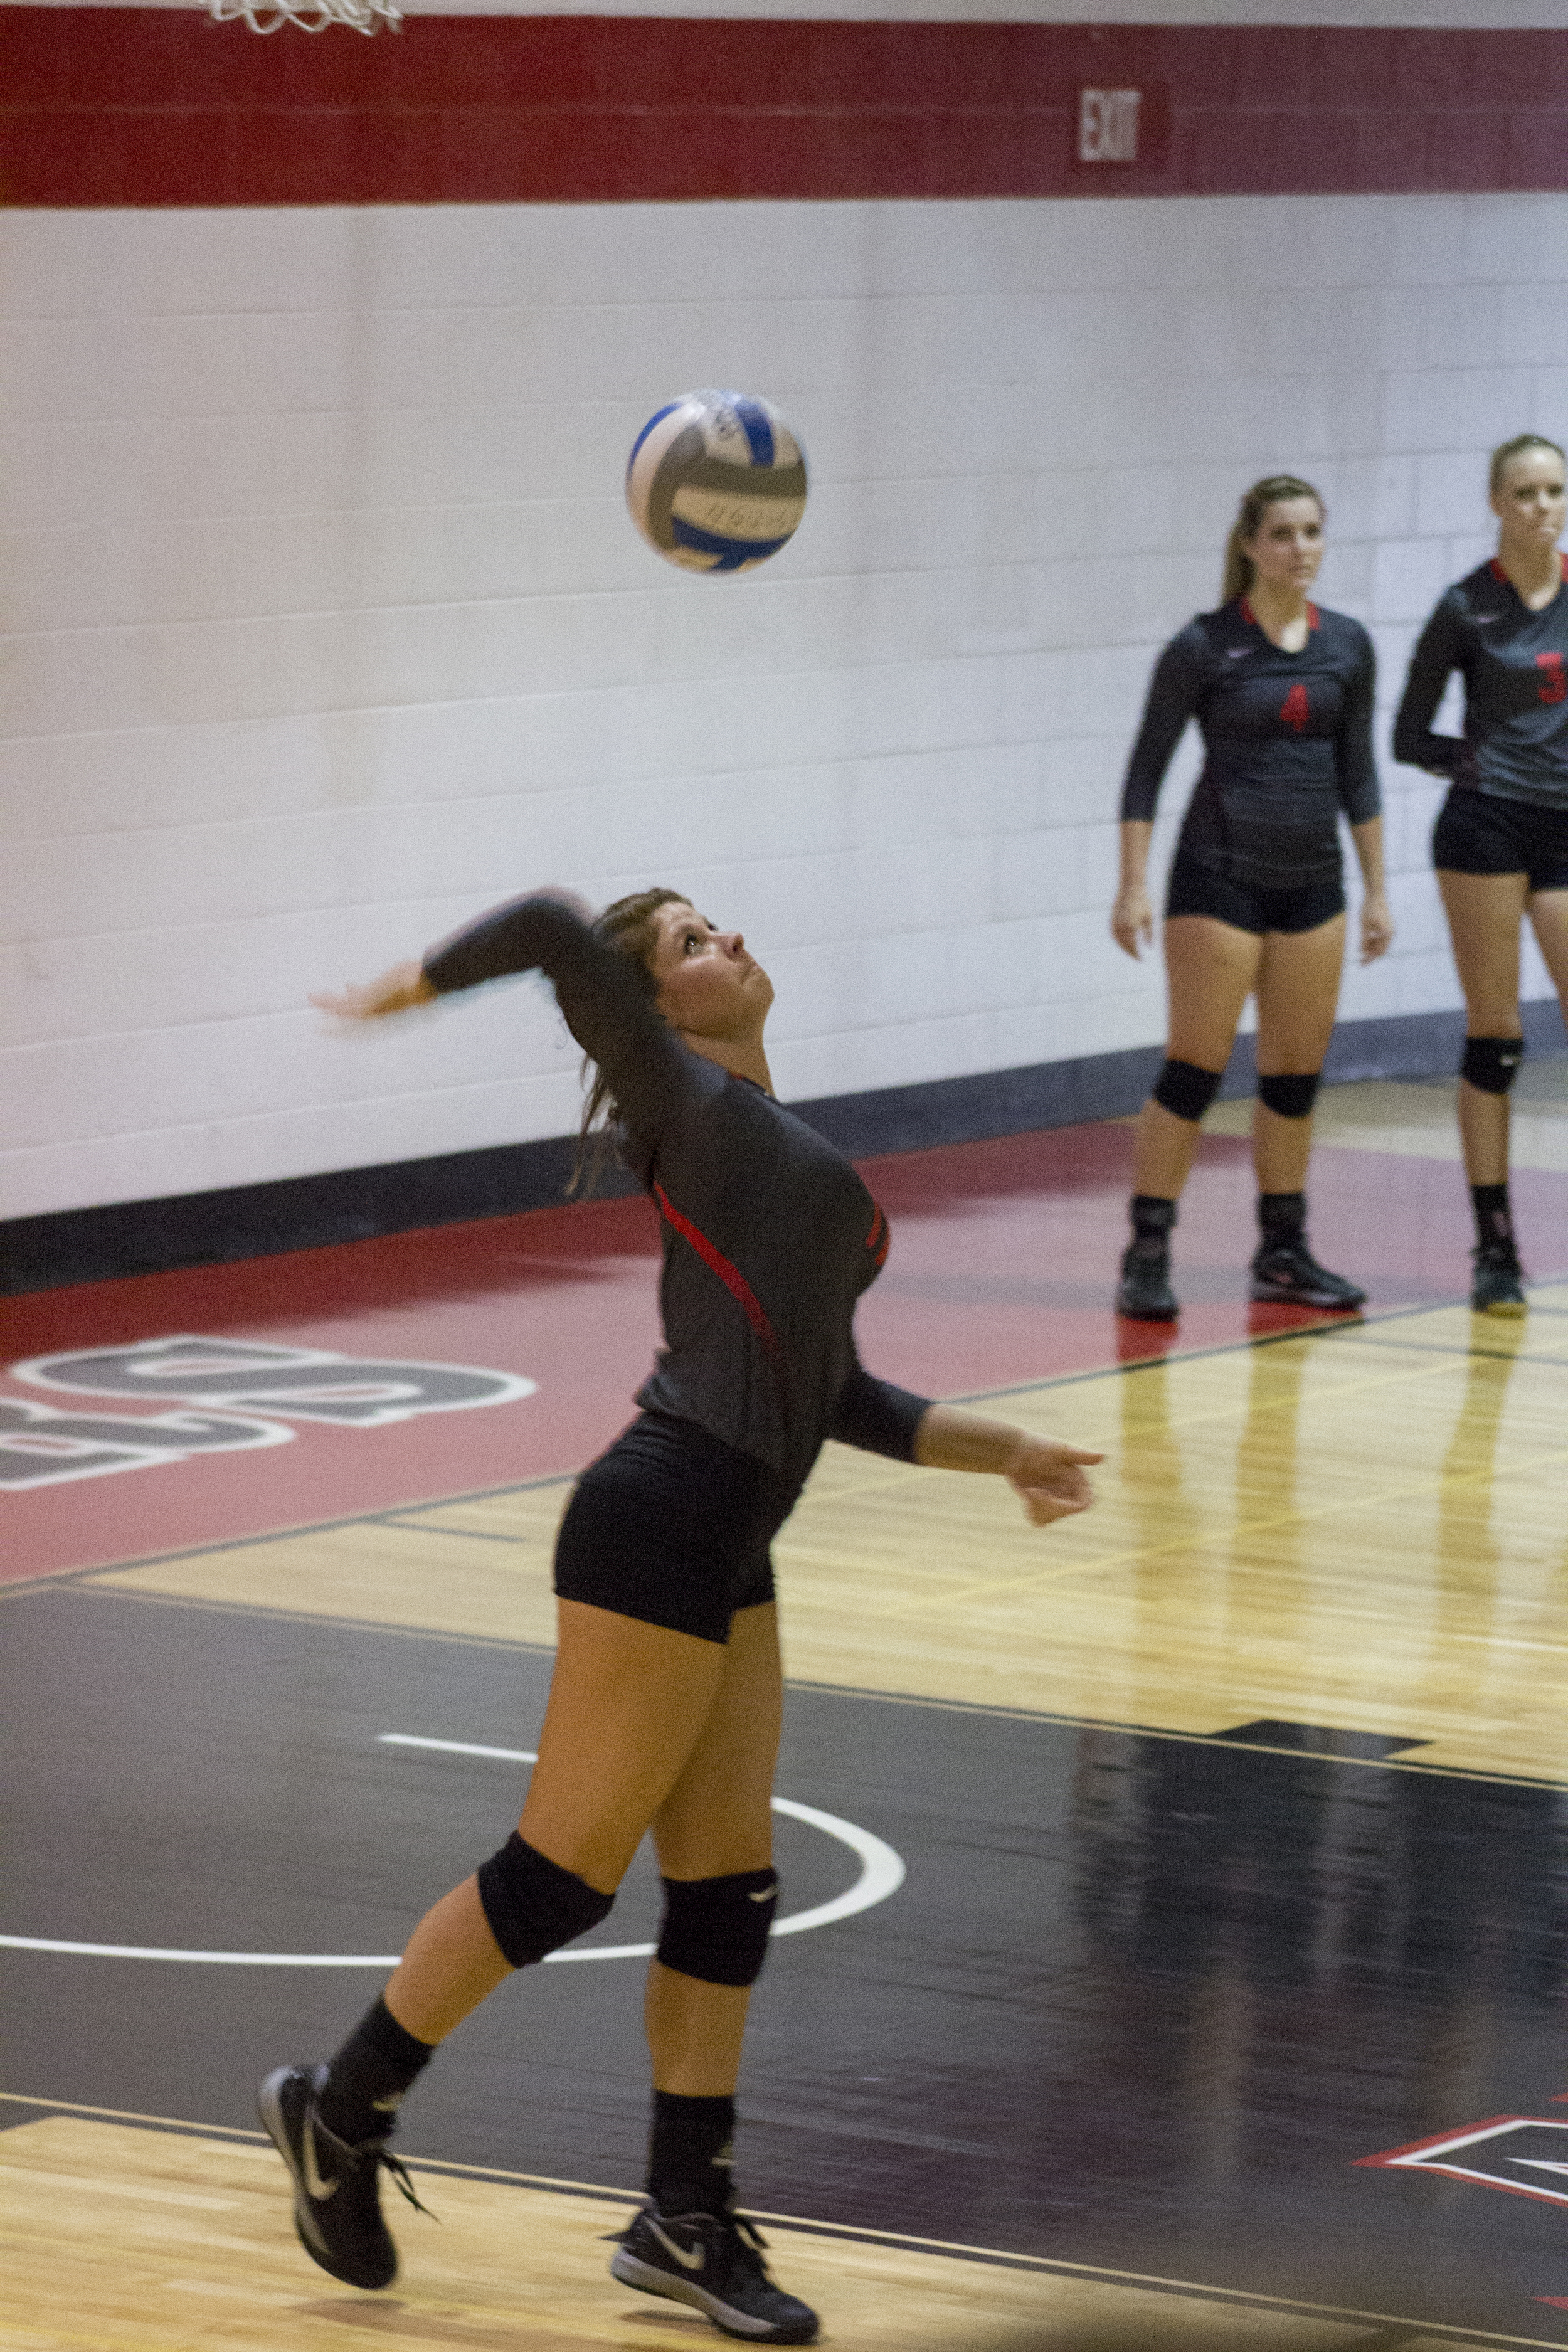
[208, 0, 400, 33]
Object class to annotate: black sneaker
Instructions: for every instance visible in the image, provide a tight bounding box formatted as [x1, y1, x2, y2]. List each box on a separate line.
[1249, 1240, 1365, 1311]
[610, 2203, 819, 2343]
[1471, 1239, 1527, 1316]
[1116, 1242, 1178, 1322]
[258, 2063, 429, 2291]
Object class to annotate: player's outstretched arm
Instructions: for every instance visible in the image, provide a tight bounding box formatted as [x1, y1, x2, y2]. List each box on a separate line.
[312, 889, 598, 1021]
[912, 1402, 1102, 1527]
[311, 960, 437, 1021]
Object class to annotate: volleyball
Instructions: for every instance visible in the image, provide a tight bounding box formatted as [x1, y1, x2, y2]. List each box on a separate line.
[625, 390, 807, 574]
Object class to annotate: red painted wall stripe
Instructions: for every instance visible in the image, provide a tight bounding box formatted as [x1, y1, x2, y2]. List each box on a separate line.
[1, 12, 1567, 208]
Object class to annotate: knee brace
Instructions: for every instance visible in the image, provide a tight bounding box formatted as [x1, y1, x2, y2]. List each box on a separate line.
[1152, 1058, 1223, 1123]
[655, 1869, 778, 1988]
[475, 1831, 615, 1969]
[1461, 1035, 1523, 1096]
[1257, 1071, 1322, 1120]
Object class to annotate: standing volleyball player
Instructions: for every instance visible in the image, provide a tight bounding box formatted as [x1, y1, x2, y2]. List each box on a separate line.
[1394, 433, 1568, 1316]
[261, 886, 1100, 2345]
[1110, 475, 1394, 1322]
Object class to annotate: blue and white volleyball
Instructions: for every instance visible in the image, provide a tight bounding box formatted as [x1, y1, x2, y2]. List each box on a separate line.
[626, 390, 807, 574]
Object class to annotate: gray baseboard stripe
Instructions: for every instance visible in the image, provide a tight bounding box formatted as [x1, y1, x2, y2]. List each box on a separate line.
[4, 999, 1563, 1298]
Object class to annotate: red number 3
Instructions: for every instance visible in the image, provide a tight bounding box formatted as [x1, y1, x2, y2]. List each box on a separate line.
[1537, 652, 1567, 705]
[1278, 682, 1311, 732]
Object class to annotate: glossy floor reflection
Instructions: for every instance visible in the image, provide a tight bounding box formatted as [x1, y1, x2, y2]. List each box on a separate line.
[7, 1076, 1568, 2348]
[4, 1583, 1568, 2344]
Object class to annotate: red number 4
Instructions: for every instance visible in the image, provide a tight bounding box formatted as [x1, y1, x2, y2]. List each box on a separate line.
[1537, 652, 1567, 705]
[1279, 682, 1311, 732]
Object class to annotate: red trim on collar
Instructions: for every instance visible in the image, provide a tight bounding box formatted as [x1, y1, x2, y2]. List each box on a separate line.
[1488, 554, 1568, 592]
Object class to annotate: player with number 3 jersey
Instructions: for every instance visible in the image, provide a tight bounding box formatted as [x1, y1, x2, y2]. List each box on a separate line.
[1395, 432, 1568, 1315]
[1110, 474, 1392, 1323]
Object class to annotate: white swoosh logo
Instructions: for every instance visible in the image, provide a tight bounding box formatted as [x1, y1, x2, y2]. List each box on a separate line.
[748, 1883, 778, 1902]
[647, 2217, 706, 2270]
[302, 2117, 341, 2202]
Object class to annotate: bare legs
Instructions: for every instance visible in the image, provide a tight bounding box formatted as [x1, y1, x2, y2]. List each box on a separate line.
[383, 1597, 782, 2098]
[645, 1604, 781, 2094]
[1252, 915, 1348, 1185]
[1438, 871, 1568, 1184]
[1129, 911, 1347, 1202]
[1438, 871, 1531, 1186]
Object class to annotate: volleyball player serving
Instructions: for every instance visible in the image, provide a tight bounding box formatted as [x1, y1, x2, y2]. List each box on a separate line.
[1111, 475, 1394, 1322]
[1394, 433, 1568, 1316]
[261, 887, 1101, 2344]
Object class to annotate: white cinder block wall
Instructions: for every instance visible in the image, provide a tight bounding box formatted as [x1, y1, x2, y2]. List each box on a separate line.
[3, 193, 1565, 1224]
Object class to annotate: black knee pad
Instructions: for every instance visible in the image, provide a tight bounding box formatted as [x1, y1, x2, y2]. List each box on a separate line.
[475, 1831, 615, 1969]
[1461, 1035, 1523, 1096]
[655, 1869, 778, 1988]
[1257, 1071, 1322, 1120]
[1152, 1058, 1222, 1123]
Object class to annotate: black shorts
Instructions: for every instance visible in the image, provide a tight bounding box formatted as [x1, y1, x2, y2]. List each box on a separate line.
[1432, 785, 1568, 891]
[553, 1410, 797, 1645]
[1165, 851, 1345, 936]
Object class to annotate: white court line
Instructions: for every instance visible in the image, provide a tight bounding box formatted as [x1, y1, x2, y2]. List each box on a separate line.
[0, 1733, 904, 1968]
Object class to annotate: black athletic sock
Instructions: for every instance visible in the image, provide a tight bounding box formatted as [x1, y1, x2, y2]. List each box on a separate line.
[318, 1994, 436, 2146]
[1470, 1182, 1515, 1253]
[1258, 1190, 1307, 1245]
[647, 2090, 736, 2218]
[1128, 1194, 1177, 1254]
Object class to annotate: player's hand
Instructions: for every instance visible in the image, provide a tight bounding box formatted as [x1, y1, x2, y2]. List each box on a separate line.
[311, 959, 436, 1021]
[1111, 887, 1153, 960]
[1006, 1436, 1104, 1527]
[1359, 892, 1395, 965]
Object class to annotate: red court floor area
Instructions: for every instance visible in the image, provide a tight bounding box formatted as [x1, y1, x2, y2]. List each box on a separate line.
[5, 1113, 1567, 1584]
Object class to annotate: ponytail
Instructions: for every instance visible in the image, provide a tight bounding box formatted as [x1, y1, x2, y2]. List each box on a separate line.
[1222, 474, 1323, 604]
[568, 887, 687, 1196]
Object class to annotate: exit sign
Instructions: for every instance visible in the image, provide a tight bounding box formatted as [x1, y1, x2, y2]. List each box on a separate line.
[1076, 84, 1170, 169]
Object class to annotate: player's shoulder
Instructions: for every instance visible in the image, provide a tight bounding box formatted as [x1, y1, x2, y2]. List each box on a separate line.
[1448, 561, 1506, 618]
[1174, 605, 1242, 661]
[1311, 604, 1374, 658]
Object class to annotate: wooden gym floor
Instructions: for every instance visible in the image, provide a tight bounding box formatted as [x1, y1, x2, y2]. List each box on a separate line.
[5, 1070, 1568, 2350]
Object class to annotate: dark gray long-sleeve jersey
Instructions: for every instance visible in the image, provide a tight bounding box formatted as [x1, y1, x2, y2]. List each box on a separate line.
[1120, 599, 1380, 887]
[423, 894, 932, 1496]
[1393, 557, 1568, 808]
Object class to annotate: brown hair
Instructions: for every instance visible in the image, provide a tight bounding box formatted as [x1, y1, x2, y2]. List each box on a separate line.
[569, 886, 689, 1195]
[1222, 475, 1325, 604]
[1490, 432, 1566, 495]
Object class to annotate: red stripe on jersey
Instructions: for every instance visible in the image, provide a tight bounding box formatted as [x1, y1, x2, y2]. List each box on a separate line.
[653, 1184, 780, 1355]
[867, 1204, 889, 1268]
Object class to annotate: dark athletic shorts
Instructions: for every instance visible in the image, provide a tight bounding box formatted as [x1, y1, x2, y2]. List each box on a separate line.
[1432, 784, 1568, 892]
[1165, 850, 1345, 936]
[554, 1409, 797, 1645]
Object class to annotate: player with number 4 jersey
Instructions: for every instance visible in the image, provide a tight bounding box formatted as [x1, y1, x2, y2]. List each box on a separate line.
[1110, 474, 1392, 1323]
